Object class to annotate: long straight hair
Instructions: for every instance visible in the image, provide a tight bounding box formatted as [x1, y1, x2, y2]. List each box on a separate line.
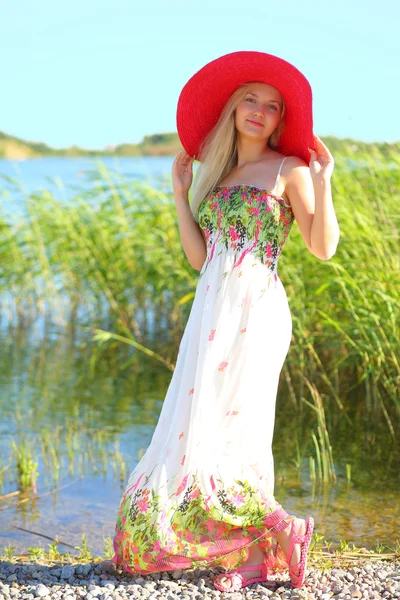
[190, 83, 286, 222]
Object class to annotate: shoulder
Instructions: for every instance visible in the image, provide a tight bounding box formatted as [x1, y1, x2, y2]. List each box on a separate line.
[282, 155, 309, 171]
[279, 155, 313, 208]
[278, 156, 311, 204]
[281, 155, 310, 188]
[264, 151, 307, 166]
[265, 153, 309, 178]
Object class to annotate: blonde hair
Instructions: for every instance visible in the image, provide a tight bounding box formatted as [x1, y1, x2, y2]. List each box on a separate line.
[190, 83, 286, 222]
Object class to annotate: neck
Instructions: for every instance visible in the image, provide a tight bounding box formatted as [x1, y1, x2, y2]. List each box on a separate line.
[236, 136, 275, 169]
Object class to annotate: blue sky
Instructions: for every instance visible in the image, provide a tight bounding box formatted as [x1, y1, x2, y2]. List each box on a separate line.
[2, 0, 399, 149]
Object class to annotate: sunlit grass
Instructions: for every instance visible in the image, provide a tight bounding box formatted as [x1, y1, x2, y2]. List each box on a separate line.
[0, 145, 399, 490]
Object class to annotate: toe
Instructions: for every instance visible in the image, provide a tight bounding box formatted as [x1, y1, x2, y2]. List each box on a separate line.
[215, 573, 241, 590]
[214, 575, 230, 590]
[220, 576, 231, 590]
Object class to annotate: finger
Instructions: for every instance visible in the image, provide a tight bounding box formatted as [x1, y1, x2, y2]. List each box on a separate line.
[183, 158, 194, 172]
[313, 134, 328, 152]
[180, 153, 190, 166]
[314, 144, 331, 160]
[311, 136, 331, 157]
[178, 157, 190, 169]
[174, 150, 186, 165]
[313, 134, 323, 147]
[178, 150, 190, 164]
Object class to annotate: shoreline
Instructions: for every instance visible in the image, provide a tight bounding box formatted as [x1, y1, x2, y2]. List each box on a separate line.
[0, 556, 399, 599]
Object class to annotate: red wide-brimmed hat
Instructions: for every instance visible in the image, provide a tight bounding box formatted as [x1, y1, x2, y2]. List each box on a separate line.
[176, 51, 314, 164]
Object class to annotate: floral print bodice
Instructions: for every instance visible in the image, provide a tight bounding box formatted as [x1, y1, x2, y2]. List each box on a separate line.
[197, 184, 295, 277]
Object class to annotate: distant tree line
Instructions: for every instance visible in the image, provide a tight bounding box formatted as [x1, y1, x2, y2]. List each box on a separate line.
[0, 130, 398, 160]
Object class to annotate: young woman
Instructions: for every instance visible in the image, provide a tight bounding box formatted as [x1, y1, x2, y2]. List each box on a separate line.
[111, 51, 339, 592]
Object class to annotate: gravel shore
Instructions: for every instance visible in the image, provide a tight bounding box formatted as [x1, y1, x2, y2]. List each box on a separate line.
[0, 559, 399, 600]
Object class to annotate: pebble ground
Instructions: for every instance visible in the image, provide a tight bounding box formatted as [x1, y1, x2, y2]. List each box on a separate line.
[0, 559, 399, 600]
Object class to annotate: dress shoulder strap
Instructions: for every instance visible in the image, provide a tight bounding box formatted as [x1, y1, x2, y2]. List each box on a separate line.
[271, 156, 288, 195]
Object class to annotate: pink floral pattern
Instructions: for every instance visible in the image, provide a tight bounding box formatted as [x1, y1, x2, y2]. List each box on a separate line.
[197, 184, 294, 278]
[113, 471, 289, 574]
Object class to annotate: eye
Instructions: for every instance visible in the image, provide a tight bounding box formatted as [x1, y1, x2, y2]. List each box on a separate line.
[245, 97, 255, 103]
[268, 104, 278, 111]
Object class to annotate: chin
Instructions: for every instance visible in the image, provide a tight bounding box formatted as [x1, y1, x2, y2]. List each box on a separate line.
[240, 129, 268, 140]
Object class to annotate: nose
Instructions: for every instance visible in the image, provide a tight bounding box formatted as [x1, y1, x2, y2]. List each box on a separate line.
[252, 104, 265, 117]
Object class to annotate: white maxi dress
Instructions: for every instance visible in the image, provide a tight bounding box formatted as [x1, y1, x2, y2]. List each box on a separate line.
[112, 156, 294, 575]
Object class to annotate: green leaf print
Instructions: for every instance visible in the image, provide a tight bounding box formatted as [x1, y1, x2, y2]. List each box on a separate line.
[197, 185, 294, 276]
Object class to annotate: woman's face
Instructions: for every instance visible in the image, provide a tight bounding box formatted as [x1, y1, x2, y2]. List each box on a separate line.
[234, 82, 283, 141]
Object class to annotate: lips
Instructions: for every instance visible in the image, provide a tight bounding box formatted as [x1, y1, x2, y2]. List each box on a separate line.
[247, 119, 264, 127]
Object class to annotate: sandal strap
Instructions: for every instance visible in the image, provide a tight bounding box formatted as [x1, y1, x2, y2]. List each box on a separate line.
[286, 518, 298, 564]
[286, 518, 311, 566]
[288, 517, 314, 588]
[291, 533, 307, 544]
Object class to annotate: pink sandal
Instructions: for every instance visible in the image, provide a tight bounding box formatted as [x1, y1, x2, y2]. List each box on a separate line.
[212, 562, 269, 592]
[286, 516, 314, 588]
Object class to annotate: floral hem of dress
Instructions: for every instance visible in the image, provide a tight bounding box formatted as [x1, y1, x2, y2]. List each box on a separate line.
[112, 469, 290, 575]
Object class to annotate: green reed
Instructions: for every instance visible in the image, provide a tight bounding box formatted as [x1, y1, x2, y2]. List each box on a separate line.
[10, 439, 39, 492]
[110, 440, 127, 483]
[0, 168, 196, 339]
[1, 421, 126, 493]
[41, 427, 61, 484]
[304, 378, 337, 483]
[282, 152, 399, 435]
[0, 458, 10, 489]
[0, 144, 399, 463]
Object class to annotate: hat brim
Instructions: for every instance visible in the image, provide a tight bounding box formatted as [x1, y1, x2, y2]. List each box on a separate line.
[177, 51, 314, 164]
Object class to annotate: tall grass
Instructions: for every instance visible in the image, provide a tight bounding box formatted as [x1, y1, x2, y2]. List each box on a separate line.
[0, 146, 399, 451]
[282, 151, 399, 438]
[1, 421, 133, 493]
[10, 439, 39, 492]
[0, 167, 197, 342]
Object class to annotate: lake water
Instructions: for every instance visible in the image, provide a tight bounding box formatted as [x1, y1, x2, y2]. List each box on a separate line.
[1, 325, 398, 557]
[0, 156, 175, 192]
[0, 156, 176, 220]
[0, 157, 398, 557]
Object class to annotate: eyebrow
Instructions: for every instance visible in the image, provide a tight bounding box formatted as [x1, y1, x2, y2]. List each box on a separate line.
[246, 92, 281, 105]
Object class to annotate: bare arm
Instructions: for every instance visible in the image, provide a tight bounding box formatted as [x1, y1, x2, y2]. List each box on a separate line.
[174, 191, 207, 271]
[309, 178, 339, 259]
[284, 135, 340, 260]
[172, 151, 207, 271]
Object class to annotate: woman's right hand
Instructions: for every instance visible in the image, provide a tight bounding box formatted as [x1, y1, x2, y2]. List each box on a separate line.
[172, 150, 195, 198]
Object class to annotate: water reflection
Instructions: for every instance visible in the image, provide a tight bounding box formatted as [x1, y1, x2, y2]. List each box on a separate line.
[0, 325, 399, 555]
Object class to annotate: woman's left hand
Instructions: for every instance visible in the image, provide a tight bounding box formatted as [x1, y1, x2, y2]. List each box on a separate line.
[308, 134, 335, 181]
